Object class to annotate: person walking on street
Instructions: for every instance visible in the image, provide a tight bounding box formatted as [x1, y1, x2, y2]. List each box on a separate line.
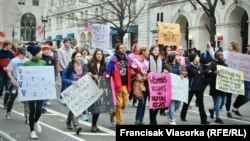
[25, 45, 46, 139]
[62, 51, 85, 135]
[106, 43, 132, 125]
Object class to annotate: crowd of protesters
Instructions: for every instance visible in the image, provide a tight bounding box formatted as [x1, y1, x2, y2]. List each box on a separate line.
[1, 39, 250, 139]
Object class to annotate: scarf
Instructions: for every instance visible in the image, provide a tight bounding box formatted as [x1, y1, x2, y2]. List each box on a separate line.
[150, 55, 162, 73]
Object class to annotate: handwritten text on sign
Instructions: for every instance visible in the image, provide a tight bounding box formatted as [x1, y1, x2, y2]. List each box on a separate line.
[148, 73, 171, 109]
[92, 24, 110, 49]
[88, 77, 115, 114]
[170, 73, 189, 103]
[17, 66, 56, 101]
[227, 52, 250, 81]
[61, 75, 103, 117]
[216, 65, 245, 95]
[157, 22, 181, 46]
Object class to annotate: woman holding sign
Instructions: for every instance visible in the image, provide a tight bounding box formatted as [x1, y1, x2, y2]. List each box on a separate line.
[148, 45, 165, 125]
[131, 45, 149, 125]
[86, 49, 106, 132]
[163, 51, 187, 125]
[62, 51, 85, 135]
[25, 45, 46, 139]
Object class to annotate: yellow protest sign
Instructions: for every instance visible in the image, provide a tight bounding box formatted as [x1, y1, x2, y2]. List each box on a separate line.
[157, 22, 181, 46]
[216, 65, 245, 95]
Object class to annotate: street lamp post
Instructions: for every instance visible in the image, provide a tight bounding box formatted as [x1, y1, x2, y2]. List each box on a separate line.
[41, 16, 48, 41]
[216, 33, 223, 48]
[188, 34, 193, 55]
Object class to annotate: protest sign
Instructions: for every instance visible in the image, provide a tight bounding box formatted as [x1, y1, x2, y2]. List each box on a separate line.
[216, 65, 245, 95]
[92, 24, 110, 49]
[17, 66, 56, 101]
[88, 77, 115, 114]
[227, 52, 250, 81]
[157, 22, 181, 46]
[170, 73, 189, 103]
[148, 73, 171, 109]
[61, 75, 103, 117]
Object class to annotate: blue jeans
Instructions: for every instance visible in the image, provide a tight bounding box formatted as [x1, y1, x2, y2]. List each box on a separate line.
[233, 89, 250, 109]
[168, 100, 181, 122]
[213, 95, 226, 118]
[135, 92, 147, 123]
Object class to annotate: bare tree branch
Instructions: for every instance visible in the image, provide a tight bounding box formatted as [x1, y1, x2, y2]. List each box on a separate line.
[205, 24, 211, 34]
[195, 0, 210, 15]
[188, 0, 197, 10]
[221, 0, 225, 5]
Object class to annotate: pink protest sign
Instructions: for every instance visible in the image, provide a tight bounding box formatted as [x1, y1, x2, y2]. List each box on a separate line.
[110, 77, 117, 106]
[148, 73, 172, 109]
[227, 52, 250, 81]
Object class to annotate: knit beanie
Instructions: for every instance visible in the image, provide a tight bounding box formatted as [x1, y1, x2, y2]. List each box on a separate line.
[27, 45, 41, 56]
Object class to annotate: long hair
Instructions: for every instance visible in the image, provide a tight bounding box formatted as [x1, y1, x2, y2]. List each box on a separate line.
[88, 49, 106, 74]
[149, 45, 160, 58]
[66, 51, 81, 76]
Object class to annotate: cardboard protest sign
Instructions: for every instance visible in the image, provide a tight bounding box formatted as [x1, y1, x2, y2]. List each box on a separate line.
[17, 66, 56, 101]
[92, 24, 110, 49]
[158, 22, 181, 46]
[170, 73, 189, 103]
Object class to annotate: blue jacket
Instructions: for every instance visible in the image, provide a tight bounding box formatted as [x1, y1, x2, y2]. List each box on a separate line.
[62, 62, 85, 88]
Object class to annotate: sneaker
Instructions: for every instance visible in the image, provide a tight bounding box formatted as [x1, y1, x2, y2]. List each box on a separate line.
[30, 131, 38, 139]
[6, 112, 12, 120]
[80, 114, 89, 121]
[134, 120, 140, 125]
[76, 127, 82, 135]
[215, 118, 224, 124]
[209, 108, 214, 119]
[46, 101, 51, 106]
[232, 109, 242, 116]
[35, 122, 42, 133]
[60, 98, 66, 105]
[110, 114, 115, 125]
[66, 121, 72, 129]
[169, 121, 177, 125]
[227, 112, 233, 118]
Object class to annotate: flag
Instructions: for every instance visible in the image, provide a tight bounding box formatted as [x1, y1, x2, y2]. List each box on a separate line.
[0, 31, 5, 38]
[37, 25, 45, 35]
[84, 22, 92, 32]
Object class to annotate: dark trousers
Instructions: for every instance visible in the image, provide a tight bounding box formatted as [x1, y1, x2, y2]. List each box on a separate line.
[180, 90, 207, 123]
[149, 109, 159, 123]
[225, 94, 232, 111]
[7, 84, 17, 113]
[0, 74, 11, 106]
[92, 114, 99, 126]
[28, 100, 43, 131]
[233, 89, 250, 109]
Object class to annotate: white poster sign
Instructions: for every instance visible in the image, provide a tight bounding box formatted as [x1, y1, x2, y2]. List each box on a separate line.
[227, 52, 250, 81]
[170, 73, 189, 103]
[92, 24, 110, 49]
[61, 75, 103, 117]
[17, 66, 56, 101]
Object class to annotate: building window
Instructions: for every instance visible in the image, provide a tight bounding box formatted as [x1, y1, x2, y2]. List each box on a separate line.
[33, 0, 39, 6]
[20, 13, 36, 41]
[157, 12, 163, 22]
[18, 0, 25, 5]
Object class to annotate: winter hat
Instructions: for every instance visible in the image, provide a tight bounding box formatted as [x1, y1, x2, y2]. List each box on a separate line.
[167, 51, 176, 58]
[42, 45, 51, 51]
[27, 45, 41, 56]
[17, 47, 26, 55]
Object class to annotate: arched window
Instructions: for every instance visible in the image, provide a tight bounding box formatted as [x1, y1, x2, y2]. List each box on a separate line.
[21, 13, 36, 41]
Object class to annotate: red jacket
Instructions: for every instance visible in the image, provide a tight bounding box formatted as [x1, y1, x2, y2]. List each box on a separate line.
[106, 54, 132, 92]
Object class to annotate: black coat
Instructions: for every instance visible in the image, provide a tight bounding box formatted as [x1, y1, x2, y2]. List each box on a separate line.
[209, 60, 231, 96]
[186, 63, 206, 91]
